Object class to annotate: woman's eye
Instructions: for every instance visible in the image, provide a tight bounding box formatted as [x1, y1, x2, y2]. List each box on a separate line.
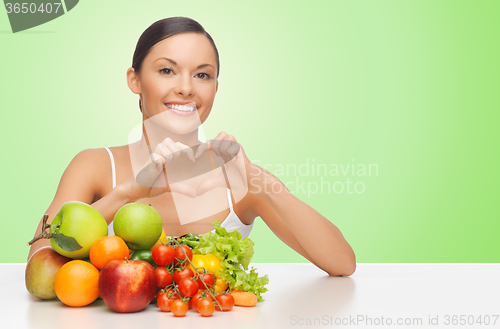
[160, 68, 173, 75]
[196, 72, 211, 79]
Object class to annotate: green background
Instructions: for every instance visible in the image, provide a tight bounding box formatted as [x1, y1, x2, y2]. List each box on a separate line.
[1, 0, 498, 263]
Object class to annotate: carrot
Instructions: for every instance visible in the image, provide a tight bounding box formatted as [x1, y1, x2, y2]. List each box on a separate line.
[230, 291, 258, 307]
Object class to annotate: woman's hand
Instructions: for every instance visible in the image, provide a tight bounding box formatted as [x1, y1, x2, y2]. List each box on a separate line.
[122, 138, 197, 201]
[194, 132, 268, 196]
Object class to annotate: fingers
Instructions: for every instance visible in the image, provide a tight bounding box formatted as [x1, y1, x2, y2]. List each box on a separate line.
[151, 153, 165, 166]
[153, 143, 173, 162]
[226, 142, 240, 162]
[194, 142, 209, 159]
[136, 157, 166, 188]
[152, 138, 195, 164]
[176, 142, 195, 162]
[196, 132, 240, 163]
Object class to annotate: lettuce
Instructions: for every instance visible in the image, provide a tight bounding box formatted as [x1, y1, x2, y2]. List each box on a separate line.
[178, 221, 269, 302]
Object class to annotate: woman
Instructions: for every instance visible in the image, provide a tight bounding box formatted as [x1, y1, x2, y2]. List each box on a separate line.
[28, 17, 356, 276]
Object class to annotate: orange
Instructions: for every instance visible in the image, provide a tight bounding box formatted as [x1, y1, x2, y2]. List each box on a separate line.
[89, 235, 130, 269]
[54, 260, 100, 307]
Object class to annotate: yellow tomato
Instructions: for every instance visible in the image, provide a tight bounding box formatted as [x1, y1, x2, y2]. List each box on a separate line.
[148, 229, 167, 251]
[213, 276, 228, 293]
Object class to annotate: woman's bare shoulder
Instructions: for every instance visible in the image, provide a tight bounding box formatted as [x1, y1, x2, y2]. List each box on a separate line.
[47, 147, 112, 205]
[69, 147, 123, 198]
[72, 147, 113, 170]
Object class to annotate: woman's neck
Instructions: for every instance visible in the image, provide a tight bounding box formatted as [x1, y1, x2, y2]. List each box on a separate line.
[139, 124, 202, 150]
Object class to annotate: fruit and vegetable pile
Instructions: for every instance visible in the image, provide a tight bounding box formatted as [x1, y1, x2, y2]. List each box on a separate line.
[26, 201, 269, 317]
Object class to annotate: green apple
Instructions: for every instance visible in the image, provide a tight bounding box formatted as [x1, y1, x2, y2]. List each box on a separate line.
[49, 201, 108, 259]
[113, 203, 162, 250]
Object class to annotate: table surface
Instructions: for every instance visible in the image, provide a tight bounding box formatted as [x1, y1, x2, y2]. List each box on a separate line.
[2, 263, 500, 329]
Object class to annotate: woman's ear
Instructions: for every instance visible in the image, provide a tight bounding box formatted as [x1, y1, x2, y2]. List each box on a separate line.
[127, 67, 141, 94]
[216, 80, 218, 93]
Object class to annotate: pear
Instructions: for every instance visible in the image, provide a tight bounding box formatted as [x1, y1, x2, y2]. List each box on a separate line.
[25, 246, 71, 299]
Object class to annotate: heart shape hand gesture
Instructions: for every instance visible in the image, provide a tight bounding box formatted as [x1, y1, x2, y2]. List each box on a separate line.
[126, 132, 253, 202]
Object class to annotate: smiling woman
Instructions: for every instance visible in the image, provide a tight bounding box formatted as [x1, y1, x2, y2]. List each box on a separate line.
[28, 17, 356, 277]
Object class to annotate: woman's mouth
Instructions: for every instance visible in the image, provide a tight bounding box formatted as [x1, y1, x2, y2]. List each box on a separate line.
[164, 103, 198, 116]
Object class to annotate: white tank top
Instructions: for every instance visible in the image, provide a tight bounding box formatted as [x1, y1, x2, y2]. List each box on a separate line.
[103, 147, 254, 239]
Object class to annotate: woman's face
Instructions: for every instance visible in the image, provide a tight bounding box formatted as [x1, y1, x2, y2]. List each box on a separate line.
[128, 32, 218, 135]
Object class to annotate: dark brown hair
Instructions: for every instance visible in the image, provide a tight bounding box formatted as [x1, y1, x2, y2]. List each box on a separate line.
[132, 17, 220, 112]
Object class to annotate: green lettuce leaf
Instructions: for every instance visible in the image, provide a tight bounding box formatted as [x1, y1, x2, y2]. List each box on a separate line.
[180, 220, 269, 302]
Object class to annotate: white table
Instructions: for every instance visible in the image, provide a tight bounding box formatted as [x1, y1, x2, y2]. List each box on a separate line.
[2, 263, 500, 329]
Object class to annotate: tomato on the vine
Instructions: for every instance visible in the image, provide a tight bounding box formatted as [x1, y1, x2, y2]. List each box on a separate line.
[170, 299, 189, 317]
[173, 244, 193, 265]
[196, 272, 215, 291]
[197, 297, 215, 317]
[155, 267, 173, 289]
[165, 288, 180, 299]
[178, 277, 199, 298]
[174, 266, 194, 284]
[215, 293, 235, 311]
[157, 291, 178, 312]
[152, 244, 175, 266]
[191, 291, 203, 311]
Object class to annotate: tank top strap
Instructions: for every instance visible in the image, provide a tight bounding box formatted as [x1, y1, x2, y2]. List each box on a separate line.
[103, 147, 116, 189]
[226, 188, 234, 212]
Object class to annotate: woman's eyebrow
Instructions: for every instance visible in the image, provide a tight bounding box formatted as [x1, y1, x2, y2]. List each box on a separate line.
[154, 57, 215, 69]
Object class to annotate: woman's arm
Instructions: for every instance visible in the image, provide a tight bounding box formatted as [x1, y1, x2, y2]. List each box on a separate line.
[27, 149, 130, 261]
[28, 140, 186, 261]
[250, 164, 356, 277]
[191, 131, 356, 276]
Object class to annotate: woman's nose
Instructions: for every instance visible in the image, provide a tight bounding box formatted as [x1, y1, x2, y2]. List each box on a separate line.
[174, 75, 194, 96]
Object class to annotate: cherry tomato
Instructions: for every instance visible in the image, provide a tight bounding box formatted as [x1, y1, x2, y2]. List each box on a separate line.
[215, 293, 235, 311]
[178, 277, 199, 298]
[196, 272, 215, 291]
[152, 244, 175, 266]
[197, 297, 215, 317]
[193, 291, 215, 312]
[174, 267, 194, 284]
[173, 245, 193, 265]
[157, 292, 172, 312]
[191, 291, 203, 311]
[170, 299, 189, 317]
[165, 288, 180, 299]
[157, 289, 180, 312]
[155, 267, 173, 289]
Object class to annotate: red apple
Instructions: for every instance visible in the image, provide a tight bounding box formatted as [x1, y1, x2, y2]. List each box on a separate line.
[98, 259, 157, 313]
[25, 246, 71, 299]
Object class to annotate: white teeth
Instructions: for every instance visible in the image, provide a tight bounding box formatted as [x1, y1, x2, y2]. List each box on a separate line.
[165, 104, 196, 112]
